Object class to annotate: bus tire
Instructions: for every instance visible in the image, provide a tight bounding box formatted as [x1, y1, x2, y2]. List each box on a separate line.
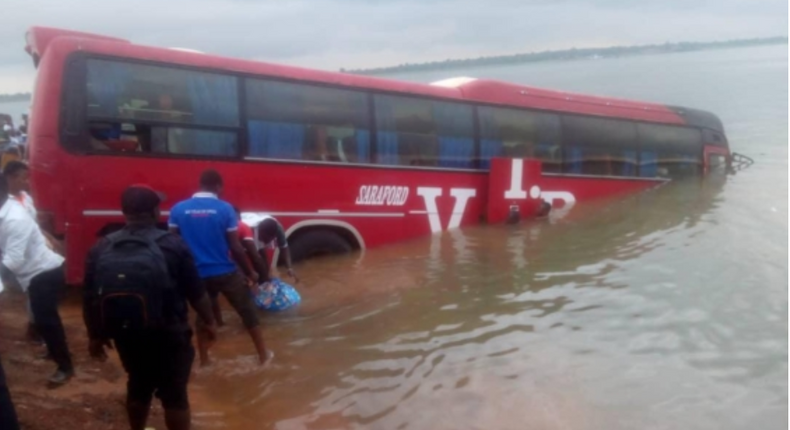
[288, 229, 353, 263]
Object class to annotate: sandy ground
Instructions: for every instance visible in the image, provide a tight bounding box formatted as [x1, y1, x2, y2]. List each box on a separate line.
[0, 287, 169, 430]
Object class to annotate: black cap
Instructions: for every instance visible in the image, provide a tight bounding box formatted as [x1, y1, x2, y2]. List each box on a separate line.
[121, 184, 166, 215]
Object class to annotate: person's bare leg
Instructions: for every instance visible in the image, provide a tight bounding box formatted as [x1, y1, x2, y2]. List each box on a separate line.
[195, 322, 211, 368]
[164, 408, 191, 430]
[247, 326, 268, 365]
[127, 400, 151, 430]
[210, 297, 224, 327]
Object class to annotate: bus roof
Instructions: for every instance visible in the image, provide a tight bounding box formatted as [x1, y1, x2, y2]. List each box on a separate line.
[27, 26, 724, 132]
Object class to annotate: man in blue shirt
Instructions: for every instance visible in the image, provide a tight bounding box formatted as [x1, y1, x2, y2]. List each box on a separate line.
[169, 169, 267, 366]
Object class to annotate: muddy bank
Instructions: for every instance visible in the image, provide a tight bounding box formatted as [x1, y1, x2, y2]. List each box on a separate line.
[0, 288, 168, 430]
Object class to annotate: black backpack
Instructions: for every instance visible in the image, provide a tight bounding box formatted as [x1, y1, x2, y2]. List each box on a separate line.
[94, 228, 172, 336]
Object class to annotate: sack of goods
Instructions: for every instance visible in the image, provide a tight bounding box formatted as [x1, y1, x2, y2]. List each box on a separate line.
[251, 278, 301, 312]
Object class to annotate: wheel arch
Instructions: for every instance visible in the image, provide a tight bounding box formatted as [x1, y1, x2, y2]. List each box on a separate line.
[272, 219, 366, 268]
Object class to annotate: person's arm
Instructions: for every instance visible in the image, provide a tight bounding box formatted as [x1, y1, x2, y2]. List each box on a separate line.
[227, 230, 257, 282]
[275, 221, 298, 282]
[83, 241, 112, 360]
[282, 247, 298, 282]
[82, 244, 100, 339]
[167, 207, 180, 235]
[242, 240, 270, 283]
[223, 205, 257, 283]
[1, 218, 34, 274]
[42, 230, 65, 256]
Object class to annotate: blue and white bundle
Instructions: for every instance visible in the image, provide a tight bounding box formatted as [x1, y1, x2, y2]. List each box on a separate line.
[251, 278, 301, 312]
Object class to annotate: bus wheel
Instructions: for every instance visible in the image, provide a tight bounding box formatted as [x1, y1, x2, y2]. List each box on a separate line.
[288, 229, 353, 263]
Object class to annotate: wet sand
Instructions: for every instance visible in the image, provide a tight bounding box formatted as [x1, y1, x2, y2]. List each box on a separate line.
[0, 288, 168, 430]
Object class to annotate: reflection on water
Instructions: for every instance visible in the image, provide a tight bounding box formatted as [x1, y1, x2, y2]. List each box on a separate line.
[188, 175, 786, 430]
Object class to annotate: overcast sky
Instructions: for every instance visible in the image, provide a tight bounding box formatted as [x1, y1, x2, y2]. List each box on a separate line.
[0, 0, 786, 93]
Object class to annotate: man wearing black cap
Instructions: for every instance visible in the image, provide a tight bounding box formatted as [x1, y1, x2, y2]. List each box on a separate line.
[83, 184, 217, 430]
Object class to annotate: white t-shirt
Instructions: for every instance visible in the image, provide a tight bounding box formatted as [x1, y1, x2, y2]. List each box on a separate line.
[0, 199, 63, 291]
[10, 191, 36, 220]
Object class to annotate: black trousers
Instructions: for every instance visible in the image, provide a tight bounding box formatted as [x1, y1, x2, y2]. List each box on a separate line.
[0, 354, 20, 430]
[114, 330, 195, 411]
[28, 265, 73, 372]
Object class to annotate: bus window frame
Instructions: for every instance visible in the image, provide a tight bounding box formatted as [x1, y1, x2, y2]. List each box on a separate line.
[244, 77, 374, 164]
[637, 121, 704, 178]
[58, 52, 714, 177]
[61, 53, 245, 161]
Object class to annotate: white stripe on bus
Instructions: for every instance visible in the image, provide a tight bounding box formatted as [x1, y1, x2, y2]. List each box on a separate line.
[82, 210, 172, 216]
[82, 210, 403, 218]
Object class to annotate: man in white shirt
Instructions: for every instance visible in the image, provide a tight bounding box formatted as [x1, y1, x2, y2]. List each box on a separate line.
[3, 160, 63, 344]
[0, 173, 73, 386]
[4, 161, 62, 253]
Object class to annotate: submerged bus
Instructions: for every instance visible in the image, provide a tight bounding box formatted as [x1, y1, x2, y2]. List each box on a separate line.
[23, 27, 731, 285]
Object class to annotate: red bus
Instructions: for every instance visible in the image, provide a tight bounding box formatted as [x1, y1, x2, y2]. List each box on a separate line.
[23, 27, 731, 285]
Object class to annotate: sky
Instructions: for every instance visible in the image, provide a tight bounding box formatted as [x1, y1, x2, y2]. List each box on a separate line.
[0, 0, 786, 93]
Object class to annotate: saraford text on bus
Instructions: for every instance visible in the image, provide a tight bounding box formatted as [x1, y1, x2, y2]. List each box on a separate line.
[23, 27, 732, 285]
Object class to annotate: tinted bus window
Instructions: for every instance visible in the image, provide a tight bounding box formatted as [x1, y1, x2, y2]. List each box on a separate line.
[374, 95, 474, 168]
[562, 116, 638, 176]
[84, 59, 239, 156]
[246, 80, 370, 163]
[478, 107, 561, 172]
[638, 124, 702, 177]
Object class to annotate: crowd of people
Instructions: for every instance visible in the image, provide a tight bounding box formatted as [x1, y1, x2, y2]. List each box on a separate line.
[0, 165, 297, 430]
[1, 116, 28, 169]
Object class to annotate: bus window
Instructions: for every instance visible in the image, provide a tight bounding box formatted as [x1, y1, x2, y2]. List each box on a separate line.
[246, 80, 370, 163]
[638, 123, 702, 178]
[478, 107, 561, 172]
[83, 59, 240, 156]
[374, 95, 473, 168]
[562, 116, 638, 176]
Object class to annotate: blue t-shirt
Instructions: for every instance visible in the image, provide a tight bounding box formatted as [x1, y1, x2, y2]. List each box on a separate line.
[168, 192, 238, 279]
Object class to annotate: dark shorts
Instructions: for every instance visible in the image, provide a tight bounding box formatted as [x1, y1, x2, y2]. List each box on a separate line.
[202, 271, 259, 329]
[114, 330, 195, 410]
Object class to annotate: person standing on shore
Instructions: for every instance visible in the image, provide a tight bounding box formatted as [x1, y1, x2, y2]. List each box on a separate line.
[3, 160, 64, 344]
[0, 173, 73, 386]
[168, 169, 268, 366]
[83, 184, 218, 430]
[0, 276, 20, 429]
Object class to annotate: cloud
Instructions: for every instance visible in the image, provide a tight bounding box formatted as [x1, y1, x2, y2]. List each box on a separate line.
[0, 0, 786, 92]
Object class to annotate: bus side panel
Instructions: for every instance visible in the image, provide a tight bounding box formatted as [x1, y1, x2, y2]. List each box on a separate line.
[541, 175, 665, 206]
[65, 155, 492, 284]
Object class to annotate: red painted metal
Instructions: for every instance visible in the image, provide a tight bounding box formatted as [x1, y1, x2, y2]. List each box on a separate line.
[21, 27, 695, 284]
[487, 158, 542, 224]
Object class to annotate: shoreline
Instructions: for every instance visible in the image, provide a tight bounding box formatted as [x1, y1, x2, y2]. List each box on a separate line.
[345, 37, 788, 76]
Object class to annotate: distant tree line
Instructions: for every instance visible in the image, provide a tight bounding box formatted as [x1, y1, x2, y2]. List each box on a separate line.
[0, 92, 31, 102]
[342, 36, 789, 75]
